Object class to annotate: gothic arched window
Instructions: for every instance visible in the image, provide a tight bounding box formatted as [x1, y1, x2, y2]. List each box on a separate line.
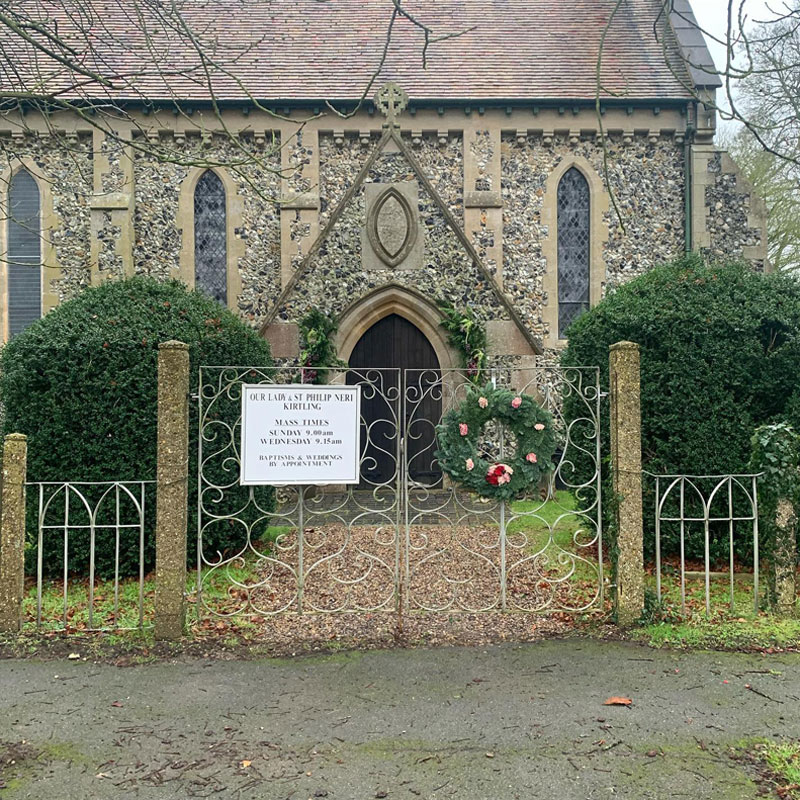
[7, 169, 42, 337]
[194, 170, 227, 305]
[557, 167, 590, 338]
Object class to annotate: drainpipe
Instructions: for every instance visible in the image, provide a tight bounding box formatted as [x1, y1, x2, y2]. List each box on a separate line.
[684, 102, 696, 254]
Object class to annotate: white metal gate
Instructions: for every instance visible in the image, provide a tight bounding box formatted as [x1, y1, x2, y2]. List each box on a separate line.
[196, 365, 604, 618]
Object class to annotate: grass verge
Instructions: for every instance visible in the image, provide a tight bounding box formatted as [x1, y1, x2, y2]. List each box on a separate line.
[738, 739, 800, 799]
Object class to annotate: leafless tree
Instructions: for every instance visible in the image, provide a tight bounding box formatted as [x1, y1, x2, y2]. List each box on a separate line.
[0, 0, 468, 195]
[597, 1, 800, 166]
[714, 5, 800, 272]
[593, 1, 800, 243]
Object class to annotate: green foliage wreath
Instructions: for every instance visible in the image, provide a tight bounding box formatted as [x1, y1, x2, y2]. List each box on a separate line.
[435, 384, 558, 500]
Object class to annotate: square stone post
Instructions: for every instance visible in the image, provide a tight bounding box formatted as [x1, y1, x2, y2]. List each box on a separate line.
[609, 342, 644, 627]
[154, 341, 190, 640]
[0, 434, 28, 633]
[773, 498, 797, 616]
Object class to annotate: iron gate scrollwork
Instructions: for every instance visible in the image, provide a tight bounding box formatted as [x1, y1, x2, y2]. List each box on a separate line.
[403, 366, 604, 614]
[196, 365, 604, 618]
[197, 366, 401, 617]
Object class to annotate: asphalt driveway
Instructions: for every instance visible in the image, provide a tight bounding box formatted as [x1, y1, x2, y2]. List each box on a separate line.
[1, 639, 797, 798]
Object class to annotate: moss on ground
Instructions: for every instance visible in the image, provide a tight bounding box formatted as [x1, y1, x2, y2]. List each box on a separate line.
[635, 615, 800, 652]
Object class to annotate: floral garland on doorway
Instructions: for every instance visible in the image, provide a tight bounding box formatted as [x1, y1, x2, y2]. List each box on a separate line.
[438, 301, 487, 384]
[297, 308, 347, 385]
[435, 383, 557, 501]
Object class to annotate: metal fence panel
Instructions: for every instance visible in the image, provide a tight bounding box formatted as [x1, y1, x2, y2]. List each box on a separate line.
[648, 473, 761, 616]
[403, 366, 604, 613]
[27, 481, 154, 632]
[197, 366, 402, 616]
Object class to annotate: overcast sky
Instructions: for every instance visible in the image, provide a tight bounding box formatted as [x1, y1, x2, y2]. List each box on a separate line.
[692, 0, 777, 72]
[688, 0, 784, 134]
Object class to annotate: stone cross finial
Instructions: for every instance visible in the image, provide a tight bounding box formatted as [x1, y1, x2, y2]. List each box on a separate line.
[375, 82, 409, 127]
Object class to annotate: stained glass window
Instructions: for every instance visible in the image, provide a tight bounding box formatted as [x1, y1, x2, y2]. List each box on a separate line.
[557, 167, 590, 338]
[194, 170, 227, 305]
[8, 169, 41, 337]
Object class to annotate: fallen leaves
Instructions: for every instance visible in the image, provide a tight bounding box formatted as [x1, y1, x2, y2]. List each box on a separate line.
[603, 697, 632, 707]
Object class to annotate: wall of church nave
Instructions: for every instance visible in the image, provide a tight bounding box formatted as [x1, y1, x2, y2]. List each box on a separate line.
[501, 132, 686, 347]
[0, 133, 93, 307]
[132, 134, 281, 327]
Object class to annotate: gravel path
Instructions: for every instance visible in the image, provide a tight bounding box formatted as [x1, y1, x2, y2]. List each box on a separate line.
[1, 640, 798, 798]
[201, 524, 602, 617]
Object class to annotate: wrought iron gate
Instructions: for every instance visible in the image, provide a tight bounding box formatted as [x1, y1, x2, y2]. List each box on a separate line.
[196, 365, 604, 618]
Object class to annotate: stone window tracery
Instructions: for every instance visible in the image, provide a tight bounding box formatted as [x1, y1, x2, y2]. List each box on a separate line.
[557, 167, 590, 338]
[7, 169, 42, 337]
[194, 170, 227, 304]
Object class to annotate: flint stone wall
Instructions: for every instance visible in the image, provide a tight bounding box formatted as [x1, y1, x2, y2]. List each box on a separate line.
[1, 125, 766, 350]
[501, 132, 685, 345]
[132, 133, 281, 326]
[275, 132, 509, 326]
[0, 133, 92, 302]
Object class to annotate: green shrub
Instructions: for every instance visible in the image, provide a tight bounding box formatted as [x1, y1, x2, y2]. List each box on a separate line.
[0, 276, 274, 577]
[561, 255, 800, 563]
[749, 422, 800, 605]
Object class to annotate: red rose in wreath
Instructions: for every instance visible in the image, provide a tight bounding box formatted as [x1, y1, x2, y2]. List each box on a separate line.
[486, 463, 514, 486]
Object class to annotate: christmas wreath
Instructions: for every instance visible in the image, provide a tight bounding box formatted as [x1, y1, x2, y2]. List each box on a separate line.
[435, 383, 558, 500]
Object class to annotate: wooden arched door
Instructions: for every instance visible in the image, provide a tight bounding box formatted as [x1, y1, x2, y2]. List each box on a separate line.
[347, 314, 442, 486]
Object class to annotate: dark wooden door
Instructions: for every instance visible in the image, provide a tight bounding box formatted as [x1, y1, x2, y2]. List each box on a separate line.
[347, 314, 442, 486]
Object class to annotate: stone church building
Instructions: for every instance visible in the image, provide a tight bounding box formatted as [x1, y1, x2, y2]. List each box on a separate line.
[1, 0, 766, 378]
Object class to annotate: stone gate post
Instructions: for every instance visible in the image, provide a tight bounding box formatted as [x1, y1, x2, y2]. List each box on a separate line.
[609, 342, 644, 627]
[154, 341, 190, 641]
[773, 498, 797, 616]
[0, 434, 28, 633]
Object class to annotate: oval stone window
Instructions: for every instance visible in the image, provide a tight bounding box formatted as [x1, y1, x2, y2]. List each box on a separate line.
[367, 186, 418, 267]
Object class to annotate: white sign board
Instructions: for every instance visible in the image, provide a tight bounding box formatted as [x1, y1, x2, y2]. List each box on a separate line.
[240, 384, 361, 486]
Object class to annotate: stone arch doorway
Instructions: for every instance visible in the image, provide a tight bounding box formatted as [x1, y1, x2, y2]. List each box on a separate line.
[347, 314, 442, 486]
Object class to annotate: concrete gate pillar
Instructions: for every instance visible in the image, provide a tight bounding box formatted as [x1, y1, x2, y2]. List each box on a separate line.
[154, 341, 190, 641]
[609, 342, 644, 627]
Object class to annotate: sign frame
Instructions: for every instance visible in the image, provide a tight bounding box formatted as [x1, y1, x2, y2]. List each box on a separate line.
[239, 383, 362, 487]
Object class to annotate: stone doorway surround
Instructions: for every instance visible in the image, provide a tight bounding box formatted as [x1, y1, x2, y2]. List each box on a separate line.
[336, 284, 459, 370]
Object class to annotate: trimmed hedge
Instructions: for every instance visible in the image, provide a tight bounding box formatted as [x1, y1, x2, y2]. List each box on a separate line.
[561, 255, 800, 563]
[0, 276, 273, 577]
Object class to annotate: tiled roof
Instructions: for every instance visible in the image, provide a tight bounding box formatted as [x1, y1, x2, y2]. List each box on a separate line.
[4, 0, 714, 103]
[670, 0, 723, 88]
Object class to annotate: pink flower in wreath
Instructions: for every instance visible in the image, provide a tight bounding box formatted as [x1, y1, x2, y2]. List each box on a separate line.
[465, 458, 475, 471]
[526, 452, 538, 463]
[511, 397, 522, 409]
[534, 423, 545, 431]
[498, 472, 511, 485]
[459, 423, 469, 436]
[478, 396, 488, 409]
